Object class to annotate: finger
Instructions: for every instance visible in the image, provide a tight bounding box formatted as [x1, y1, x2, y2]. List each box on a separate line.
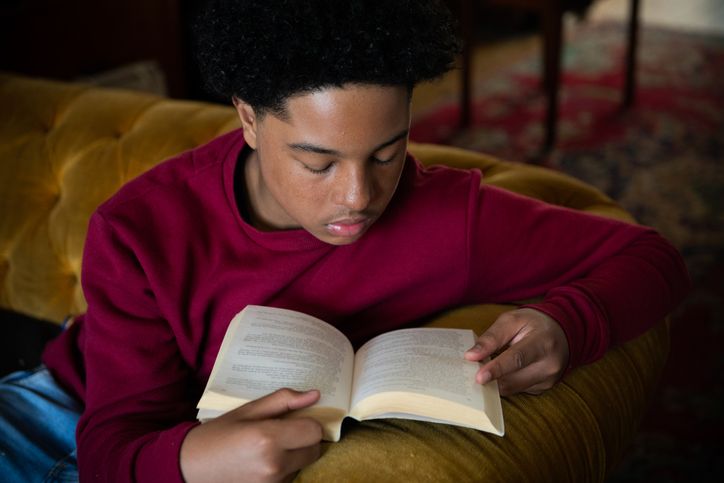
[495, 361, 558, 396]
[464, 313, 523, 362]
[270, 417, 324, 450]
[232, 388, 321, 421]
[474, 339, 545, 385]
[282, 443, 322, 474]
[242, 420, 322, 482]
[237, 417, 322, 452]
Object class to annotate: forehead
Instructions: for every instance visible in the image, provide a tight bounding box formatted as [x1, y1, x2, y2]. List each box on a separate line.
[262, 84, 411, 152]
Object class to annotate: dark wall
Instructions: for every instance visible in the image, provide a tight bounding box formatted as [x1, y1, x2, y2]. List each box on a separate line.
[1, 1, 591, 101]
[0, 0, 198, 98]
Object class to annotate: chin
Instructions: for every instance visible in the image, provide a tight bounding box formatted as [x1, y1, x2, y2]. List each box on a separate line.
[321, 235, 363, 246]
[314, 231, 366, 246]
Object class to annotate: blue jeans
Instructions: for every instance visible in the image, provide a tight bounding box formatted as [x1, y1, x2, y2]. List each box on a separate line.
[0, 366, 81, 482]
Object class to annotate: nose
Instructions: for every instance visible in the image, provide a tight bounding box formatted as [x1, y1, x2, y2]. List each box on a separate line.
[332, 164, 373, 212]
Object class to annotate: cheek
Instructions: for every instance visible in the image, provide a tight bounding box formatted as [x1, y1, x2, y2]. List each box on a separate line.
[267, 162, 326, 214]
[268, 161, 295, 192]
[259, 148, 294, 193]
[377, 165, 405, 201]
[286, 179, 317, 208]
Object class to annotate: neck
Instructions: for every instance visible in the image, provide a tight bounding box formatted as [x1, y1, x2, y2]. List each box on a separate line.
[242, 149, 289, 232]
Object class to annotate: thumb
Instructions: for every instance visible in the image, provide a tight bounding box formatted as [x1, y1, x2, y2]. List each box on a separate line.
[230, 388, 321, 421]
[464, 311, 522, 361]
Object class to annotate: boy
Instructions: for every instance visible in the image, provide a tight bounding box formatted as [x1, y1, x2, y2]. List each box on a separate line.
[0, 1, 690, 482]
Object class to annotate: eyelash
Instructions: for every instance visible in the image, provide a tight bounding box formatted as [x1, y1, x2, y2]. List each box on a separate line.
[302, 155, 395, 175]
[372, 156, 395, 165]
[304, 164, 333, 175]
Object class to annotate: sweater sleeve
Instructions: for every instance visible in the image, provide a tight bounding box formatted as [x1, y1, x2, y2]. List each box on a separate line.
[76, 213, 198, 482]
[465, 184, 691, 368]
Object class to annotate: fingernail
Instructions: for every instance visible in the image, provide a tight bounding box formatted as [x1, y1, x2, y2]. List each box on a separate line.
[477, 371, 492, 385]
[467, 344, 483, 354]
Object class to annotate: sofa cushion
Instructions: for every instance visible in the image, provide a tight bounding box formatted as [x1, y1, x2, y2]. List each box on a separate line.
[0, 73, 239, 322]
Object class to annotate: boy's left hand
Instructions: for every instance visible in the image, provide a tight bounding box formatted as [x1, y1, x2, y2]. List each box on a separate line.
[464, 308, 569, 396]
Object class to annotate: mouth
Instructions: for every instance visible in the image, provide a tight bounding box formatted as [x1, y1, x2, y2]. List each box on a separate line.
[324, 217, 371, 238]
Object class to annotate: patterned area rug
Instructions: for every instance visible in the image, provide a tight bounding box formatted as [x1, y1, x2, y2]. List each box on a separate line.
[411, 21, 724, 482]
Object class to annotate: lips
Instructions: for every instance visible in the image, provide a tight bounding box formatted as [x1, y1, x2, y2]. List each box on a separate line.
[325, 217, 370, 238]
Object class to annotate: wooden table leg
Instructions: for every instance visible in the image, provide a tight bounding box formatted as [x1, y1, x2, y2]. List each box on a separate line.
[623, 0, 640, 108]
[542, 0, 563, 152]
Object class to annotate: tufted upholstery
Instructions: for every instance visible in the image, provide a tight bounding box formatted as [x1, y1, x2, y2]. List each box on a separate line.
[0, 73, 240, 321]
[0, 73, 667, 481]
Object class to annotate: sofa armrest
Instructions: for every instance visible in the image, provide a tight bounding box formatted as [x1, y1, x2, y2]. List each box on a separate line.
[297, 304, 668, 482]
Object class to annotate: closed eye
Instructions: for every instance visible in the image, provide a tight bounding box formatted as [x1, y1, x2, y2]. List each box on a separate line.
[303, 162, 334, 174]
[371, 155, 395, 165]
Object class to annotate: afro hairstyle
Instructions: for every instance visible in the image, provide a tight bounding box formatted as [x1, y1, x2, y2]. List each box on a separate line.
[194, 0, 461, 115]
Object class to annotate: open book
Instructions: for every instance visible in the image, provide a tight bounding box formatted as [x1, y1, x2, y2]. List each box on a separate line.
[197, 305, 504, 441]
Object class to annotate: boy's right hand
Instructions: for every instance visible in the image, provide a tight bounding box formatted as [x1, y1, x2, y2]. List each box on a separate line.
[180, 388, 323, 483]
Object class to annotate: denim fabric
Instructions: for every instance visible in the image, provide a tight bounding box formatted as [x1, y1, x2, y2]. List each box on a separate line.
[0, 366, 81, 483]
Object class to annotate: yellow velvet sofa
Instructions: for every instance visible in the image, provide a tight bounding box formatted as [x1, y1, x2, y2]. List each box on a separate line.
[0, 73, 668, 481]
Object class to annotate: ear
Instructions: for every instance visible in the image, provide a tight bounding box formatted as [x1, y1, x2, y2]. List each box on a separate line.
[232, 97, 259, 149]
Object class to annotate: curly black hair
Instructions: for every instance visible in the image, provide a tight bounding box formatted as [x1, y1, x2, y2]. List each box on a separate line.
[194, 0, 461, 115]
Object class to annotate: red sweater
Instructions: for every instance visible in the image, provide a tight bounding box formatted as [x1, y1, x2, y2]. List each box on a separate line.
[43, 128, 690, 481]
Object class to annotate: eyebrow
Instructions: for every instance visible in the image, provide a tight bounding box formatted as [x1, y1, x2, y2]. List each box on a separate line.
[287, 129, 409, 156]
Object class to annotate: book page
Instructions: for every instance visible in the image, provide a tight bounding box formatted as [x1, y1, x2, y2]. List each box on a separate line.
[350, 328, 485, 411]
[200, 305, 354, 414]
